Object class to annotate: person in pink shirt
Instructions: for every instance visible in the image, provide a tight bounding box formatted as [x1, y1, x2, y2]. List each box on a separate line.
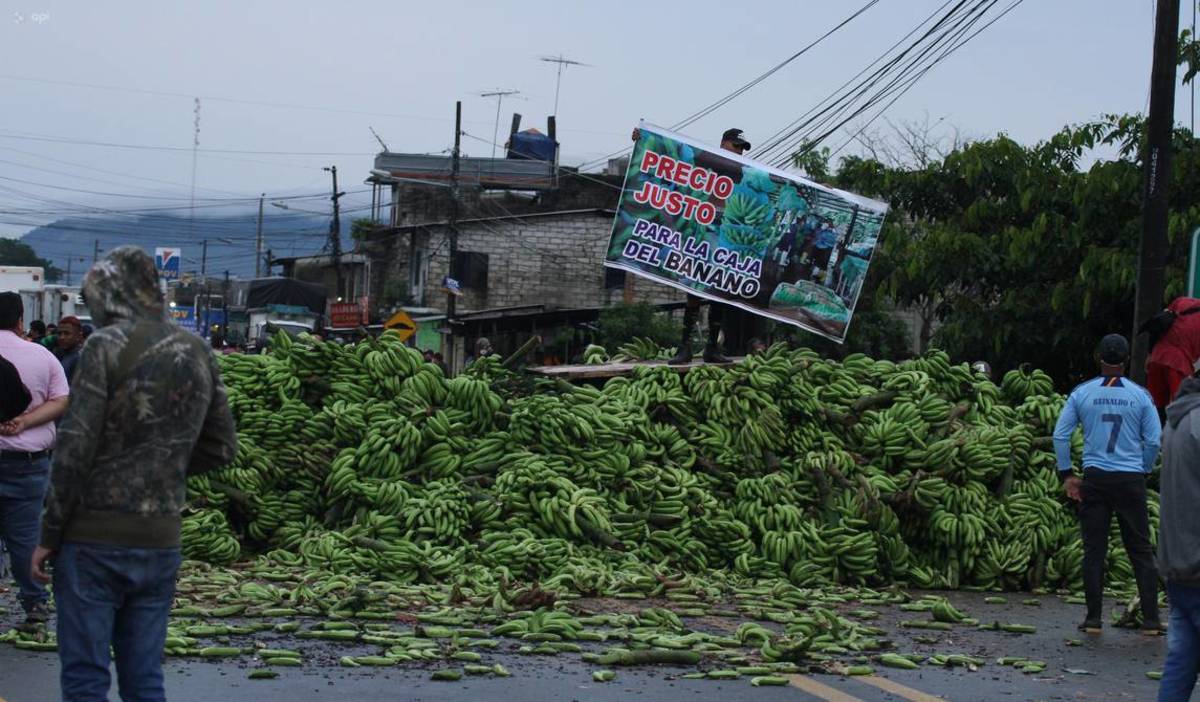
[0, 292, 68, 632]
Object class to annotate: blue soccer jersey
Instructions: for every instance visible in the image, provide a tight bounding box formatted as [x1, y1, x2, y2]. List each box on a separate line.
[1053, 375, 1161, 475]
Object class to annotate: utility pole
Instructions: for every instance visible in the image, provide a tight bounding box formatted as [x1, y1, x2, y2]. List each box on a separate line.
[197, 239, 208, 333]
[446, 101, 462, 374]
[1131, 0, 1181, 383]
[324, 166, 346, 299]
[222, 269, 230, 345]
[255, 193, 265, 278]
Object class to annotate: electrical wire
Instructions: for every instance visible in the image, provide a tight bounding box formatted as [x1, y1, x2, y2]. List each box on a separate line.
[751, 0, 966, 161]
[0, 130, 376, 156]
[753, 0, 989, 164]
[823, 0, 1026, 161]
[574, 0, 886, 172]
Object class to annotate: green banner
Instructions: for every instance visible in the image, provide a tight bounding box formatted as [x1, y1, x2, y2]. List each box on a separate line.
[604, 123, 889, 343]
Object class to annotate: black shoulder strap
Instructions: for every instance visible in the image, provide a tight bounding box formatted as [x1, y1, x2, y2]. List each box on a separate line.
[109, 322, 159, 392]
[1179, 305, 1200, 318]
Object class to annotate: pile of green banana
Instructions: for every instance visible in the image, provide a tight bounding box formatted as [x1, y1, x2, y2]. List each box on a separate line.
[195, 331, 1154, 599]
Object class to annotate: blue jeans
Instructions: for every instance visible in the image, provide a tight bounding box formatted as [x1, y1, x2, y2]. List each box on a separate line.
[0, 455, 50, 611]
[54, 542, 182, 702]
[1160, 581, 1200, 702]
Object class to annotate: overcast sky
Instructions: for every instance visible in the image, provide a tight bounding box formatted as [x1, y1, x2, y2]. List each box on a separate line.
[0, 0, 1189, 248]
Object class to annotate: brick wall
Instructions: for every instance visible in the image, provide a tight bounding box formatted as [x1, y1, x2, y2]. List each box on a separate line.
[365, 211, 684, 315]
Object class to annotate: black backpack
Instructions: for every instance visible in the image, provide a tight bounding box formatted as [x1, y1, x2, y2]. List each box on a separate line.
[1139, 304, 1200, 350]
[0, 351, 31, 423]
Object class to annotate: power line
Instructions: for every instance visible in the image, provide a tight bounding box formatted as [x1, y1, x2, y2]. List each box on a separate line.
[751, 0, 966, 161]
[753, 0, 986, 164]
[574, 0, 884, 172]
[824, 0, 1027, 161]
[781, 0, 1018, 166]
[0, 130, 376, 156]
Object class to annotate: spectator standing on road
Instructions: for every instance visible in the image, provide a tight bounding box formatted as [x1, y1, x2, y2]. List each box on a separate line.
[26, 319, 46, 344]
[1053, 333, 1163, 635]
[1156, 363, 1200, 701]
[53, 315, 83, 384]
[0, 292, 69, 633]
[1143, 297, 1200, 412]
[30, 247, 238, 701]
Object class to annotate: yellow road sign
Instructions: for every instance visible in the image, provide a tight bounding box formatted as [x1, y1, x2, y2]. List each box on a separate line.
[384, 309, 416, 342]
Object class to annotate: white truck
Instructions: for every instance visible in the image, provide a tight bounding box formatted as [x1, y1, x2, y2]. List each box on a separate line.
[0, 266, 46, 324]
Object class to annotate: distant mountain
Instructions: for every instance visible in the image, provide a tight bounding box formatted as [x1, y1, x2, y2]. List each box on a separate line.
[20, 212, 350, 285]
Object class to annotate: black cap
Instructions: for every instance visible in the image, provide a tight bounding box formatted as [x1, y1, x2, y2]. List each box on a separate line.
[722, 128, 751, 150]
[1098, 333, 1130, 364]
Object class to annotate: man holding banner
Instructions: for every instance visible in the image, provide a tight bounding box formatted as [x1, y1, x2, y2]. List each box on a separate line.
[629, 127, 752, 364]
[609, 123, 887, 345]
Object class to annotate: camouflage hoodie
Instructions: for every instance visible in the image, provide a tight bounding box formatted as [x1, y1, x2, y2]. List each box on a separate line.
[39, 246, 238, 550]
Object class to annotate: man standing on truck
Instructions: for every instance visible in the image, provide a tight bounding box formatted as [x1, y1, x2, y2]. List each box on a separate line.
[630, 126, 753, 363]
[1053, 333, 1163, 635]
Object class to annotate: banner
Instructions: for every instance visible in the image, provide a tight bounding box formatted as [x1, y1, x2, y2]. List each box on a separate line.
[604, 123, 889, 343]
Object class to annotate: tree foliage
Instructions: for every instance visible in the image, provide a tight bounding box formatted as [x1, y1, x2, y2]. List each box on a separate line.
[0, 238, 61, 282]
[596, 302, 683, 351]
[826, 115, 1200, 389]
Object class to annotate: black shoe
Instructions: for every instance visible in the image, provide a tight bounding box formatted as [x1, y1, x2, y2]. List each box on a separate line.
[668, 343, 694, 366]
[1140, 620, 1165, 636]
[16, 602, 49, 633]
[702, 346, 730, 364]
[1078, 618, 1102, 634]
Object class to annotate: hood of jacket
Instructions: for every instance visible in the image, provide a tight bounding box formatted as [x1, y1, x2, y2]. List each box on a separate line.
[82, 246, 167, 327]
[1167, 376, 1200, 428]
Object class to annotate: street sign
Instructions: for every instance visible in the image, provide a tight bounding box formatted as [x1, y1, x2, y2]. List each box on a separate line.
[384, 309, 416, 342]
[155, 247, 181, 280]
[1189, 227, 1200, 298]
[329, 302, 362, 329]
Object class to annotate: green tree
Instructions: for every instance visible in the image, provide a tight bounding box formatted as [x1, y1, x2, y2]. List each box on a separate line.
[596, 302, 683, 352]
[832, 115, 1200, 388]
[0, 238, 61, 282]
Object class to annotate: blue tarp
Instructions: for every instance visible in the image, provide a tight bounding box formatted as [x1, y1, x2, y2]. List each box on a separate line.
[507, 129, 557, 163]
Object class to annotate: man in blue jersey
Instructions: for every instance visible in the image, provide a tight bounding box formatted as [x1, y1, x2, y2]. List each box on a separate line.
[1054, 333, 1162, 635]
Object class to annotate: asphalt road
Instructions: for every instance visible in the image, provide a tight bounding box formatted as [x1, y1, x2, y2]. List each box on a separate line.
[0, 590, 1177, 701]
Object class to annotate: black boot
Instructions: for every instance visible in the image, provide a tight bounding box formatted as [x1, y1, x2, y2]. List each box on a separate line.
[668, 303, 699, 365]
[703, 319, 730, 363]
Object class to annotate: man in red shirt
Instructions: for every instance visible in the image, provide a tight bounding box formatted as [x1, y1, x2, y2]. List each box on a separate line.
[1145, 297, 1200, 410]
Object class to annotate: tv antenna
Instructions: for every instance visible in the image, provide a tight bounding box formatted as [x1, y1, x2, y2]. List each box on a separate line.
[538, 54, 591, 117]
[368, 126, 390, 152]
[479, 89, 521, 159]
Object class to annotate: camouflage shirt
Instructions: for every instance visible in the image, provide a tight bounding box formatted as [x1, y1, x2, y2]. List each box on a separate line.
[39, 246, 238, 550]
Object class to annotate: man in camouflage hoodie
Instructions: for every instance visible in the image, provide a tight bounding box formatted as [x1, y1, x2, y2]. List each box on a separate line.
[30, 246, 238, 701]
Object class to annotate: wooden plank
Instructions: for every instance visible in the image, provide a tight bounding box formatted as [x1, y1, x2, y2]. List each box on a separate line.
[527, 357, 745, 381]
[786, 674, 865, 702]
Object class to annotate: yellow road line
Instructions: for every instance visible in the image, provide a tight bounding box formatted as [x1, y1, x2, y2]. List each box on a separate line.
[858, 675, 945, 702]
[787, 674, 864, 702]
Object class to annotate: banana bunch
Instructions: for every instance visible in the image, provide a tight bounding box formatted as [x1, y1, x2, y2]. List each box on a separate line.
[583, 344, 609, 365]
[180, 509, 241, 565]
[196, 330, 1158, 598]
[612, 337, 672, 362]
[1001, 365, 1055, 404]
